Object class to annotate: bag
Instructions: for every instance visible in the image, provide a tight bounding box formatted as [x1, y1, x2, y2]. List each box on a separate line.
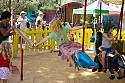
[73, 50, 99, 69]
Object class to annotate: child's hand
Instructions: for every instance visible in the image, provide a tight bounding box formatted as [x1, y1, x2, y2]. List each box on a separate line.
[114, 40, 118, 43]
[113, 34, 117, 39]
[33, 43, 39, 48]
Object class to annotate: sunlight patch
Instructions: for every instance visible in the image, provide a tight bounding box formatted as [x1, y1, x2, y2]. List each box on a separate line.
[80, 71, 94, 76]
[55, 81, 64, 83]
[68, 73, 76, 79]
[36, 70, 43, 73]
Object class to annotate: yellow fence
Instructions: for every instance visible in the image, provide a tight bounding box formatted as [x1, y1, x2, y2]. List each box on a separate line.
[12, 28, 125, 57]
[13, 28, 93, 56]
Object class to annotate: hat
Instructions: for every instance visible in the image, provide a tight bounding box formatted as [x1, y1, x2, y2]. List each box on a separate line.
[39, 12, 44, 15]
[21, 11, 26, 14]
[20, 11, 26, 15]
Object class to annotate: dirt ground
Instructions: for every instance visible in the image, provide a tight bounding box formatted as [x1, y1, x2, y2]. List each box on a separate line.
[0, 50, 125, 83]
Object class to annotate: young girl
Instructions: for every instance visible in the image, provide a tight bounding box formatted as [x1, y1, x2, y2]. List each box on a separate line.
[101, 21, 117, 73]
[0, 41, 12, 83]
[35, 18, 82, 72]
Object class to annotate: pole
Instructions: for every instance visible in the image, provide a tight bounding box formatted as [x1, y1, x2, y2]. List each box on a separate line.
[82, 0, 87, 52]
[20, 38, 24, 81]
[100, 1, 102, 24]
[114, 0, 124, 50]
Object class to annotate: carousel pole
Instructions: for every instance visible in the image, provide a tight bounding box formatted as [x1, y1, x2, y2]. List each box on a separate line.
[114, 0, 124, 50]
[10, 0, 14, 44]
[82, 0, 87, 52]
[20, 37, 24, 81]
[100, 0, 102, 24]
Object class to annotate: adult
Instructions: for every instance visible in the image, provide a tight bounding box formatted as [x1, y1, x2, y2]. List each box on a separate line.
[17, 11, 28, 30]
[36, 12, 46, 29]
[29, 10, 37, 29]
[0, 11, 15, 44]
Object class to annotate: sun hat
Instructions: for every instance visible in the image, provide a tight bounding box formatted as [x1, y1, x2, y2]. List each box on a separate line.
[20, 11, 26, 15]
[39, 12, 44, 15]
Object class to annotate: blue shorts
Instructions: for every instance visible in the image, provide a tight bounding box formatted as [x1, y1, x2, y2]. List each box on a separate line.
[102, 47, 113, 54]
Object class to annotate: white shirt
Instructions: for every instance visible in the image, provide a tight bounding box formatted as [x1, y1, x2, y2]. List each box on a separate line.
[17, 16, 28, 30]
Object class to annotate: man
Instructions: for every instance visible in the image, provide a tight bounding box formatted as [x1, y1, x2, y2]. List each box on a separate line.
[29, 10, 37, 29]
[17, 11, 28, 30]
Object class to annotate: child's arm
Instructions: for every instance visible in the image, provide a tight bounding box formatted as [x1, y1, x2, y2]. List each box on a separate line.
[104, 34, 117, 41]
[35, 37, 50, 47]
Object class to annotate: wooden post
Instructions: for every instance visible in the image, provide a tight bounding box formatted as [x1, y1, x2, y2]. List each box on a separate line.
[82, 0, 87, 52]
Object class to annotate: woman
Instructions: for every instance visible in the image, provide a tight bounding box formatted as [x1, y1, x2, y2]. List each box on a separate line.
[0, 11, 15, 44]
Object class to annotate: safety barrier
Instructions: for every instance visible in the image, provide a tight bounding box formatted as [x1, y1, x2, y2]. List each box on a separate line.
[12, 28, 125, 57]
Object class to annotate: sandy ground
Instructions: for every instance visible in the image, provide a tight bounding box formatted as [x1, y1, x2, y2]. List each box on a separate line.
[0, 50, 125, 83]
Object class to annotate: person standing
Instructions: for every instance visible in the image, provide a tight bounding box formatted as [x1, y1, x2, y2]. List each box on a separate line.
[29, 10, 37, 29]
[0, 11, 15, 44]
[17, 11, 28, 30]
[36, 12, 46, 29]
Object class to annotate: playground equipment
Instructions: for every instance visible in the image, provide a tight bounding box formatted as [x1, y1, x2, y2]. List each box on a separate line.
[73, 50, 99, 69]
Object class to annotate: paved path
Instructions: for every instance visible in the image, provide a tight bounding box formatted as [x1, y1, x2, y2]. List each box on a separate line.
[1, 50, 125, 83]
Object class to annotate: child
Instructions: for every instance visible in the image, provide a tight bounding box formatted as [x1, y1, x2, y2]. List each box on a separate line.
[35, 18, 82, 72]
[0, 41, 12, 83]
[101, 21, 118, 73]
